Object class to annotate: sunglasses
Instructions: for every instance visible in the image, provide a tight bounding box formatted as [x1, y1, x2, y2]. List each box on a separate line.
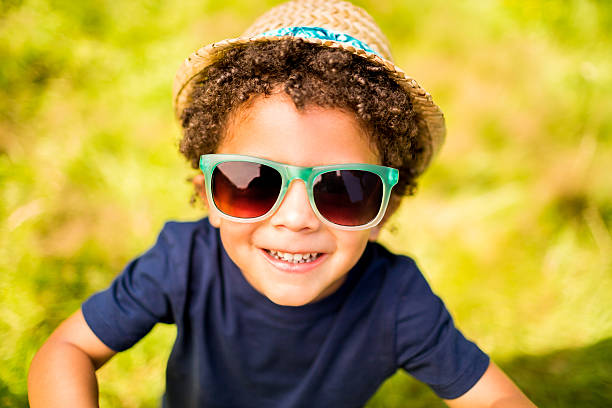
[199, 154, 399, 230]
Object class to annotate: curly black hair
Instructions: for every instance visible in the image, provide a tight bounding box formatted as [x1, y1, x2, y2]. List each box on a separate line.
[180, 38, 426, 201]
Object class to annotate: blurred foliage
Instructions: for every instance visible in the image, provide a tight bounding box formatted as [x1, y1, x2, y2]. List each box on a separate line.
[1, 0, 611, 407]
[369, 337, 612, 407]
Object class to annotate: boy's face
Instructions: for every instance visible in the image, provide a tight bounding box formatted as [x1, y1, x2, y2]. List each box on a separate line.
[206, 93, 381, 306]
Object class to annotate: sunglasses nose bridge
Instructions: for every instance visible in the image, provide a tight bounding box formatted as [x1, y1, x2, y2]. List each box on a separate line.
[283, 164, 316, 187]
[280, 164, 319, 216]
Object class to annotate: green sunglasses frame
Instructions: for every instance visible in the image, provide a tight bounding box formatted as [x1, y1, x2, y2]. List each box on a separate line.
[199, 154, 399, 231]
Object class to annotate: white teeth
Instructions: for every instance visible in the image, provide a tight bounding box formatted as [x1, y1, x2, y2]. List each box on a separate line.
[267, 250, 320, 263]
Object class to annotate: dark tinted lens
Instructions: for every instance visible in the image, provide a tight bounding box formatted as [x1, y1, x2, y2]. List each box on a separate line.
[313, 170, 383, 226]
[212, 161, 282, 218]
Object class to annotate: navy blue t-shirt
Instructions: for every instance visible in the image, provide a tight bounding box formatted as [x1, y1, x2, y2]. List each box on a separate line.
[82, 218, 489, 407]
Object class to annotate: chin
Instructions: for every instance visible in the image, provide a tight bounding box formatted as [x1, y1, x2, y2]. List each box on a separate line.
[265, 291, 317, 307]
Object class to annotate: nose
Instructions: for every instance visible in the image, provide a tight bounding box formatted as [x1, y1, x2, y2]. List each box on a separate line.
[269, 180, 321, 232]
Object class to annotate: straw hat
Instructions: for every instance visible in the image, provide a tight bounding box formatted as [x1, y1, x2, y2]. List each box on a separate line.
[173, 0, 445, 171]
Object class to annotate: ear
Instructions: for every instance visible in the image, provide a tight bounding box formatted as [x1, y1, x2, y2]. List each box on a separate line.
[193, 174, 221, 228]
[207, 207, 222, 228]
[193, 174, 207, 202]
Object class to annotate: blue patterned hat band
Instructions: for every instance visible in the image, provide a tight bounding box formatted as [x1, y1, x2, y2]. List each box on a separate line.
[256, 27, 382, 58]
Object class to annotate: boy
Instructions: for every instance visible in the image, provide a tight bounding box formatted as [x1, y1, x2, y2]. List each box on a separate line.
[28, 0, 536, 406]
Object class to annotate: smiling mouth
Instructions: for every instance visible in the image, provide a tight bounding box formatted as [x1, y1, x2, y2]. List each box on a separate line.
[264, 249, 323, 264]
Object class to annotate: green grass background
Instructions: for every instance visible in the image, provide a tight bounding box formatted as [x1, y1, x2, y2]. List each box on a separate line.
[1, 0, 611, 406]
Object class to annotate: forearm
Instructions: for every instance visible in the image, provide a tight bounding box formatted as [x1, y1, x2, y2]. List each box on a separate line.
[28, 339, 100, 408]
[491, 396, 537, 408]
[444, 362, 536, 408]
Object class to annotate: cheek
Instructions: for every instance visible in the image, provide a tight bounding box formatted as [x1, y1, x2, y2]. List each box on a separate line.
[217, 220, 259, 251]
[335, 230, 371, 259]
[208, 208, 222, 228]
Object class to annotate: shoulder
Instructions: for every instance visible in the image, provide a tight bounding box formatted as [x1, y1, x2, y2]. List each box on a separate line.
[365, 243, 443, 330]
[80, 218, 220, 350]
[159, 217, 217, 243]
[157, 217, 220, 255]
[365, 243, 449, 346]
[367, 242, 419, 270]
[365, 242, 427, 293]
[358, 242, 435, 321]
[139, 218, 223, 285]
[158, 218, 224, 295]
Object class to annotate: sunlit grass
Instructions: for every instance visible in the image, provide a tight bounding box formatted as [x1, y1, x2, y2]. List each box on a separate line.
[1, 0, 611, 407]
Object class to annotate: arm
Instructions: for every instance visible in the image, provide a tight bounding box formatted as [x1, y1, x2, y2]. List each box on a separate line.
[443, 361, 536, 408]
[28, 309, 117, 408]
